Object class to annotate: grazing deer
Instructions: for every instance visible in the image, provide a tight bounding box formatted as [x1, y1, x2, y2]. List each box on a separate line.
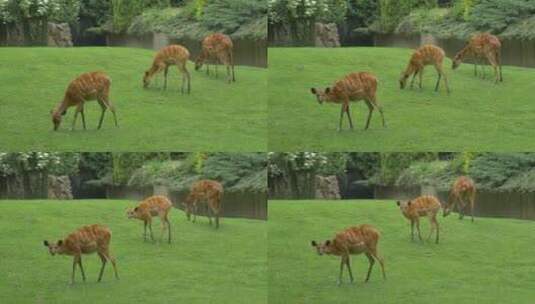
[399, 44, 450, 94]
[397, 195, 441, 244]
[50, 71, 118, 131]
[143, 44, 191, 94]
[183, 180, 223, 229]
[195, 33, 236, 83]
[311, 224, 386, 286]
[444, 176, 476, 222]
[452, 33, 503, 83]
[43, 224, 119, 284]
[127, 195, 173, 243]
[310, 72, 386, 131]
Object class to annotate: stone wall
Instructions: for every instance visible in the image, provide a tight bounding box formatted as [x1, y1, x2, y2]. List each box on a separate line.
[47, 22, 73, 47]
[314, 175, 341, 199]
[47, 175, 73, 200]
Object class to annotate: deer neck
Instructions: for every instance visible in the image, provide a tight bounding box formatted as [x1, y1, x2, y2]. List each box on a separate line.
[52, 100, 68, 118]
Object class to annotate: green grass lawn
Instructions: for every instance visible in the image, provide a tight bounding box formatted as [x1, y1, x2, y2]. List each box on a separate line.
[0, 47, 267, 151]
[268, 200, 535, 304]
[0, 200, 267, 303]
[268, 47, 535, 151]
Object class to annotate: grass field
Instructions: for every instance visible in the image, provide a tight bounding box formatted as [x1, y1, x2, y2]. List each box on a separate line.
[268, 47, 535, 151]
[0, 200, 267, 303]
[268, 200, 535, 304]
[0, 47, 267, 151]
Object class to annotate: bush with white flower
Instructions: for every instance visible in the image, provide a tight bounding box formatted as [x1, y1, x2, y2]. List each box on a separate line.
[268, 0, 348, 25]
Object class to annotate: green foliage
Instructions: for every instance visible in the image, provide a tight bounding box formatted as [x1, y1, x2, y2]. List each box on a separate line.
[50, 0, 81, 24]
[469, 0, 535, 33]
[79, 152, 112, 179]
[469, 153, 535, 191]
[370, 153, 438, 186]
[378, 0, 437, 32]
[111, 0, 145, 33]
[0, 152, 78, 176]
[395, 160, 453, 188]
[202, 153, 267, 192]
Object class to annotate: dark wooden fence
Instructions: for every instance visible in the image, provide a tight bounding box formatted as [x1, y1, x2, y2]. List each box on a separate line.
[374, 185, 535, 220]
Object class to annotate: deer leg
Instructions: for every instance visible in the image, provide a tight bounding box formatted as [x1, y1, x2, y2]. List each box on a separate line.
[345, 105, 354, 130]
[100, 97, 118, 128]
[193, 203, 198, 223]
[345, 256, 354, 283]
[418, 69, 424, 89]
[458, 200, 465, 220]
[471, 193, 476, 223]
[364, 253, 375, 282]
[97, 252, 107, 282]
[410, 71, 418, 89]
[148, 220, 154, 241]
[410, 219, 415, 241]
[206, 204, 213, 226]
[370, 249, 386, 280]
[364, 101, 374, 130]
[71, 256, 77, 284]
[416, 219, 423, 241]
[179, 64, 191, 95]
[337, 105, 345, 132]
[71, 108, 80, 131]
[143, 220, 147, 241]
[97, 101, 106, 130]
[488, 55, 500, 84]
[80, 105, 87, 130]
[102, 250, 119, 280]
[163, 66, 169, 90]
[338, 257, 345, 285]
[166, 216, 171, 244]
[370, 96, 386, 128]
[435, 216, 440, 244]
[77, 256, 86, 282]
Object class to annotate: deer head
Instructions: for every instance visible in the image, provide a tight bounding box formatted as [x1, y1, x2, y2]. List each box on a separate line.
[50, 107, 66, 131]
[310, 87, 332, 104]
[311, 240, 335, 256]
[452, 53, 463, 70]
[143, 71, 151, 88]
[399, 72, 410, 89]
[43, 240, 65, 256]
[126, 206, 141, 219]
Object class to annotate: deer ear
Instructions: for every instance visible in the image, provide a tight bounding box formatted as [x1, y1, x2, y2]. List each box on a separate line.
[325, 87, 331, 94]
[134, 207, 139, 212]
[407, 200, 412, 206]
[325, 240, 331, 246]
[396, 201, 400, 206]
[311, 240, 317, 246]
[310, 88, 317, 94]
[43, 240, 49, 246]
[57, 240, 63, 246]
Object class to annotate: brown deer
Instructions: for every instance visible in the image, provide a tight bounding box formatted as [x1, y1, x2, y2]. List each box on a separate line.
[183, 180, 223, 229]
[50, 71, 118, 131]
[399, 44, 450, 94]
[311, 224, 386, 286]
[397, 195, 441, 244]
[43, 224, 119, 284]
[452, 33, 503, 83]
[443, 176, 476, 222]
[143, 44, 191, 94]
[127, 195, 173, 243]
[310, 72, 386, 131]
[195, 33, 236, 83]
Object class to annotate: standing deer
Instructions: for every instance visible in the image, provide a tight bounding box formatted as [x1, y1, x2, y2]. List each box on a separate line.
[50, 71, 118, 131]
[195, 33, 236, 83]
[452, 33, 503, 83]
[399, 44, 450, 94]
[127, 195, 173, 243]
[143, 44, 191, 94]
[43, 224, 119, 284]
[444, 176, 476, 222]
[310, 72, 386, 131]
[183, 180, 223, 229]
[311, 224, 386, 286]
[397, 195, 441, 244]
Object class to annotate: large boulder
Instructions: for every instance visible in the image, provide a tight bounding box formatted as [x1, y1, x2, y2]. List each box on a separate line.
[315, 175, 341, 199]
[47, 22, 73, 47]
[48, 175, 73, 200]
[314, 23, 340, 47]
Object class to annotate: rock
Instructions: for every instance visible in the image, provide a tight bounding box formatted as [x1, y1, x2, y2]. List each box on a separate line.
[48, 175, 73, 200]
[315, 175, 341, 199]
[47, 22, 73, 47]
[314, 23, 340, 47]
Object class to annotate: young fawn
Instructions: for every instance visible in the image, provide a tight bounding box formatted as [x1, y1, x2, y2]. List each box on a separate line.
[444, 176, 476, 222]
[397, 195, 441, 244]
[399, 44, 450, 94]
[195, 33, 236, 83]
[127, 195, 173, 243]
[452, 33, 503, 83]
[143, 44, 191, 94]
[51, 71, 118, 131]
[43, 224, 119, 284]
[311, 224, 386, 285]
[183, 180, 223, 229]
[310, 72, 386, 132]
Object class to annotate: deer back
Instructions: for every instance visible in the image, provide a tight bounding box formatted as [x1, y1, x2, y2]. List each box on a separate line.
[332, 72, 377, 102]
[65, 224, 111, 254]
[64, 71, 111, 106]
[334, 224, 380, 255]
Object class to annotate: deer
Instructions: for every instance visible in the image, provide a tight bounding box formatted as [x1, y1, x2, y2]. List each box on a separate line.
[310, 72, 386, 132]
[183, 180, 223, 229]
[399, 44, 450, 94]
[396, 195, 441, 244]
[452, 33, 503, 83]
[43, 224, 119, 284]
[310, 224, 386, 286]
[50, 71, 118, 131]
[195, 33, 236, 83]
[443, 176, 476, 222]
[127, 195, 173, 244]
[143, 44, 191, 94]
